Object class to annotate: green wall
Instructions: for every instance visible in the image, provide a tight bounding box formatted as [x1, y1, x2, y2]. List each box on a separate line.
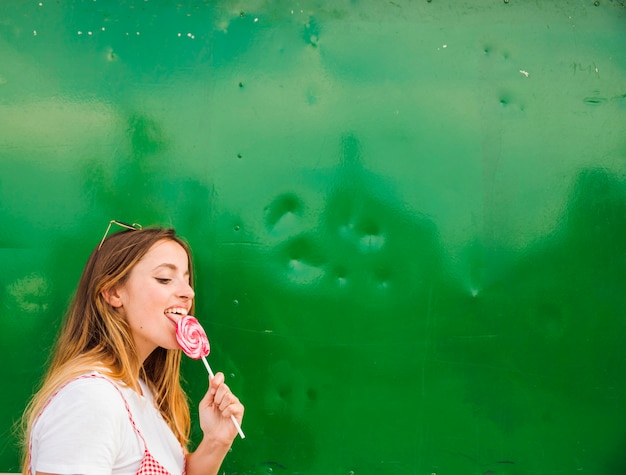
[2, 1, 626, 473]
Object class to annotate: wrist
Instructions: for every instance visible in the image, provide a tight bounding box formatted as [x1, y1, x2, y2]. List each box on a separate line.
[196, 434, 232, 457]
[186, 437, 233, 475]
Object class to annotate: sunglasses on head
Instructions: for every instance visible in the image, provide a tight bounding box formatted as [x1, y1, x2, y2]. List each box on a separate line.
[98, 219, 142, 250]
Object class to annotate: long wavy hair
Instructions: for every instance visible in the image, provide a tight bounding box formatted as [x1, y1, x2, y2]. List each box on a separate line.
[21, 227, 194, 473]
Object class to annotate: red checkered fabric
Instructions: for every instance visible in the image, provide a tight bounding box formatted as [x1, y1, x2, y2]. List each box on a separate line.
[137, 449, 173, 475]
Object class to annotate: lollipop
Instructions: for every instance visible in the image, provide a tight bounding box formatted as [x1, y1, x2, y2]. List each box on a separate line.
[176, 315, 210, 360]
[176, 315, 245, 439]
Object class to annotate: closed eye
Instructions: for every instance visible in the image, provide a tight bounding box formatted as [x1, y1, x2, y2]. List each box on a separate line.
[155, 278, 171, 284]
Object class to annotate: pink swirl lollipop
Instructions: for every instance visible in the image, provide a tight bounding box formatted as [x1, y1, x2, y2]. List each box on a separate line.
[176, 315, 210, 360]
[175, 315, 245, 439]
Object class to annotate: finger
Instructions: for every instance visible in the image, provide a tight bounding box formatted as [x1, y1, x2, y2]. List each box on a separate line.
[199, 383, 213, 409]
[213, 381, 234, 409]
[218, 396, 244, 421]
[210, 371, 225, 387]
[211, 381, 243, 417]
[201, 372, 224, 407]
[209, 372, 225, 397]
[216, 392, 239, 413]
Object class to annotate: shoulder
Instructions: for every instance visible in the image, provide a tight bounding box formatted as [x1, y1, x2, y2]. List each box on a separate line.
[54, 373, 125, 405]
[36, 373, 128, 430]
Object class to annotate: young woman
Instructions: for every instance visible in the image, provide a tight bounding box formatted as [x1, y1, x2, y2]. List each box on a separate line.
[21, 222, 244, 475]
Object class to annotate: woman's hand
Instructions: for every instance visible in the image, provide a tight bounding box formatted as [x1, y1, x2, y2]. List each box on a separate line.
[198, 372, 245, 445]
[186, 372, 244, 475]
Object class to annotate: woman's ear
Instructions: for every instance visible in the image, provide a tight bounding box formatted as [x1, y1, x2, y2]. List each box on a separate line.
[101, 286, 123, 308]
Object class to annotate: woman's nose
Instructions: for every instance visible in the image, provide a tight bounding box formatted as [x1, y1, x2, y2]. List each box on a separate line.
[180, 281, 195, 300]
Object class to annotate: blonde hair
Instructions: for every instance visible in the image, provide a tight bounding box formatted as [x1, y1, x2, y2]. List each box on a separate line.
[21, 227, 193, 473]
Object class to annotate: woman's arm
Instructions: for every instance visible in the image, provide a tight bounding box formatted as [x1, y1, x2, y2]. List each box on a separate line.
[185, 372, 245, 475]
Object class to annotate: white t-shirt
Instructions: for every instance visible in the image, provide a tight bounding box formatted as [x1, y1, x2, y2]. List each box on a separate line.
[30, 373, 185, 475]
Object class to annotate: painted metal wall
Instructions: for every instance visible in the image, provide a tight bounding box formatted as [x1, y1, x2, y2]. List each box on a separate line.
[1, 1, 626, 473]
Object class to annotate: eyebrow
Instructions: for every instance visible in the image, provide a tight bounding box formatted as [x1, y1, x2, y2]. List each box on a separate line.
[153, 263, 190, 276]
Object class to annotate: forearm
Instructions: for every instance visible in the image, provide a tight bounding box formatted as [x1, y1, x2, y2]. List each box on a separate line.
[185, 438, 233, 475]
[188, 372, 244, 474]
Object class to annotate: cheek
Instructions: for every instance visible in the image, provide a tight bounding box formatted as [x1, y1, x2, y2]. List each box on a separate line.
[147, 285, 169, 302]
[122, 285, 155, 315]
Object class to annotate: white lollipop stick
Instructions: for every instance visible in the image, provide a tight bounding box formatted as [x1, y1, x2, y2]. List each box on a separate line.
[201, 356, 245, 439]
